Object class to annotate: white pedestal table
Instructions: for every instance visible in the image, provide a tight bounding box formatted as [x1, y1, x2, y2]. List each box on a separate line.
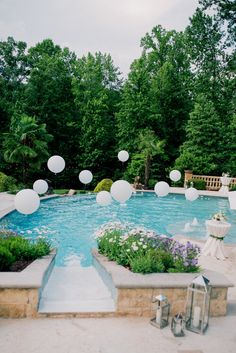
[202, 220, 231, 260]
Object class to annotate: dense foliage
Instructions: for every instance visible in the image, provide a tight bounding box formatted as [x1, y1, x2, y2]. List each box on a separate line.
[96, 222, 200, 274]
[0, 1, 235, 188]
[0, 231, 51, 271]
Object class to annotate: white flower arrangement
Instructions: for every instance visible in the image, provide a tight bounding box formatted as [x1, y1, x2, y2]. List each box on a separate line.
[212, 212, 227, 222]
[94, 221, 157, 239]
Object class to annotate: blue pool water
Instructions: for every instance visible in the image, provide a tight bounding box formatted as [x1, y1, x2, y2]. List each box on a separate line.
[1, 193, 235, 267]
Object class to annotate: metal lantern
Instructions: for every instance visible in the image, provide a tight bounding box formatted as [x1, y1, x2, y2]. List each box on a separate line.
[185, 275, 211, 334]
[171, 313, 185, 337]
[150, 294, 170, 329]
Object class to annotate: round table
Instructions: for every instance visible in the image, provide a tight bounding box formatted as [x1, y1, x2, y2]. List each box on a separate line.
[202, 220, 231, 260]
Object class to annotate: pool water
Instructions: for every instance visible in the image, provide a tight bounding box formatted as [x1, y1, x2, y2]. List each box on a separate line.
[1, 193, 235, 267]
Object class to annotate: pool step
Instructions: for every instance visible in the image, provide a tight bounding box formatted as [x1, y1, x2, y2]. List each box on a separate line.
[38, 266, 116, 314]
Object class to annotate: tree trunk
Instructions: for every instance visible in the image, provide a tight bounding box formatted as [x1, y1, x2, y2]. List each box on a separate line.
[144, 155, 151, 188]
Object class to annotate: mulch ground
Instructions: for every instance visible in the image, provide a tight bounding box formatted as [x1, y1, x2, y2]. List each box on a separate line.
[8, 260, 34, 272]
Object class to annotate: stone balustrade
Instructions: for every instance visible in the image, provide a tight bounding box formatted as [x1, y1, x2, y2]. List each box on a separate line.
[184, 170, 236, 191]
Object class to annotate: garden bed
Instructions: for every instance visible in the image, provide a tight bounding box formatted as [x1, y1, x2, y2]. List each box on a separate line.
[92, 249, 233, 317]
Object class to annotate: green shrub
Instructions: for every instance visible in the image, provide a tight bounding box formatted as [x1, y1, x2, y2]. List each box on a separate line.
[147, 179, 156, 189]
[0, 172, 17, 192]
[5, 236, 32, 260]
[0, 235, 51, 271]
[28, 239, 51, 259]
[0, 245, 15, 271]
[150, 249, 174, 271]
[94, 179, 113, 193]
[130, 251, 165, 273]
[187, 179, 206, 190]
[230, 185, 236, 191]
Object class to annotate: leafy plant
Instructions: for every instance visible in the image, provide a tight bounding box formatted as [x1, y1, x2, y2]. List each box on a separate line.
[0, 172, 17, 192]
[186, 179, 206, 190]
[0, 234, 51, 271]
[94, 179, 113, 193]
[130, 251, 165, 274]
[0, 245, 16, 271]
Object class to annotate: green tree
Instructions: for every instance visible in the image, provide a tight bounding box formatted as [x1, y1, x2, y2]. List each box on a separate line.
[138, 129, 165, 187]
[175, 94, 223, 174]
[125, 129, 165, 187]
[186, 8, 235, 118]
[0, 37, 29, 124]
[221, 114, 236, 175]
[118, 26, 192, 174]
[0, 37, 29, 172]
[199, 0, 236, 42]
[3, 115, 53, 183]
[24, 39, 78, 185]
[116, 55, 153, 153]
[72, 52, 122, 182]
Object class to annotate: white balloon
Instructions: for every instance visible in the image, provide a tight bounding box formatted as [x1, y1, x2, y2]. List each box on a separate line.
[79, 170, 93, 184]
[154, 181, 170, 197]
[33, 179, 48, 194]
[110, 180, 133, 204]
[96, 191, 112, 206]
[185, 187, 199, 201]
[169, 170, 181, 182]
[118, 150, 129, 162]
[14, 189, 40, 215]
[47, 155, 65, 174]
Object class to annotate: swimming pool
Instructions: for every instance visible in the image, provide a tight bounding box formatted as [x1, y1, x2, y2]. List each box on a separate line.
[1, 193, 235, 266]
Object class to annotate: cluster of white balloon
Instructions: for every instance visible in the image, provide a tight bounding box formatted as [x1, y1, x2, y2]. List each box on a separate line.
[96, 150, 131, 206]
[14, 149, 199, 215]
[154, 169, 199, 202]
[14, 154, 97, 215]
[14, 155, 66, 215]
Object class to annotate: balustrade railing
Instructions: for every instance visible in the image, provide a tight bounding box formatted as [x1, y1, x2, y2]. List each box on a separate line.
[184, 171, 236, 191]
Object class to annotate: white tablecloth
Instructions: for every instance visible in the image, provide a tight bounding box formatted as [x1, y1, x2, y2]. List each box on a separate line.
[202, 220, 231, 260]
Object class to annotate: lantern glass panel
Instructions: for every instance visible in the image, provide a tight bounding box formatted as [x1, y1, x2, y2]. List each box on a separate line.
[160, 303, 170, 328]
[150, 297, 170, 329]
[185, 276, 211, 334]
[171, 313, 185, 337]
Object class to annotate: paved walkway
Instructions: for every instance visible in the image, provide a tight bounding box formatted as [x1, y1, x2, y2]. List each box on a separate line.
[0, 315, 236, 353]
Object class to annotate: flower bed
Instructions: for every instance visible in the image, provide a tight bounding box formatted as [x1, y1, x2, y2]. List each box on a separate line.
[96, 222, 200, 274]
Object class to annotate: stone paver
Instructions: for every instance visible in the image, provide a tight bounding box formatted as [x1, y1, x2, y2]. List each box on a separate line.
[0, 316, 236, 353]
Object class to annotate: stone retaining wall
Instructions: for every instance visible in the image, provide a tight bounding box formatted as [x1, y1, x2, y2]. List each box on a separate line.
[0, 250, 56, 318]
[92, 250, 233, 317]
[116, 287, 228, 317]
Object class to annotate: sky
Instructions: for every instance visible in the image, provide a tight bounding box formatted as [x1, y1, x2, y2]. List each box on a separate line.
[0, 0, 199, 75]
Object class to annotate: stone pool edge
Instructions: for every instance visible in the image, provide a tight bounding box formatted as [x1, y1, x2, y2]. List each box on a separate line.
[0, 249, 56, 318]
[92, 249, 233, 317]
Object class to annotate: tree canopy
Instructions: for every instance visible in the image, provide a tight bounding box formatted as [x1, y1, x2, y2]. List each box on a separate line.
[0, 0, 235, 188]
